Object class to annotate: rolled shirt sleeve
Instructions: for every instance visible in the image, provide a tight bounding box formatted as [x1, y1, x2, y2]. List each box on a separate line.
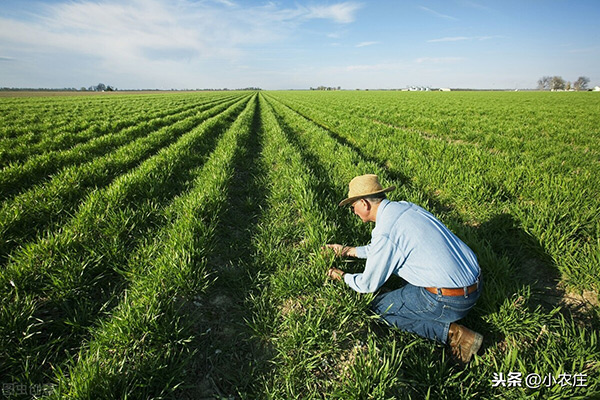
[354, 245, 368, 259]
[344, 234, 402, 293]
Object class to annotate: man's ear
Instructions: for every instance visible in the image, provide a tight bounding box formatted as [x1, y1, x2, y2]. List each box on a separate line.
[363, 198, 371, 210]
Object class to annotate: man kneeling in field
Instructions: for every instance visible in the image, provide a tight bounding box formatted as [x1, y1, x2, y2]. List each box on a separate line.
[325, 174, 483, 364]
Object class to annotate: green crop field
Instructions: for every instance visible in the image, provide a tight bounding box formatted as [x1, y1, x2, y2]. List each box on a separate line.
[1, 90, 598, 399]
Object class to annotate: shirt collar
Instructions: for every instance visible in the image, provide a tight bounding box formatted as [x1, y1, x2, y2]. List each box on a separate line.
[375, 198, 390, 224]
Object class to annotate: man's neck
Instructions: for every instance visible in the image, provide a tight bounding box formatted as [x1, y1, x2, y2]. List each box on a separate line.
[368, 201, 381, 223]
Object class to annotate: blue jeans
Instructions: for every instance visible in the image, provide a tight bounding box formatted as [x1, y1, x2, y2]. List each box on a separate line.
[370, 278, 482, 344]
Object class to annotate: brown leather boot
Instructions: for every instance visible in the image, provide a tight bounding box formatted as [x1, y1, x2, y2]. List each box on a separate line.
[448, 323, 483, 364]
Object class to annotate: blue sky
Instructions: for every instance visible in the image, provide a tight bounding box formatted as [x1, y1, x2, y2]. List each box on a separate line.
[1, 0, 598, 89]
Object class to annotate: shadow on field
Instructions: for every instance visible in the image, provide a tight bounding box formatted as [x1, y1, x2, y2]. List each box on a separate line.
[475, 214, 599, 331]
[182, 98, 273, 399]
[479, 213, 560, 296]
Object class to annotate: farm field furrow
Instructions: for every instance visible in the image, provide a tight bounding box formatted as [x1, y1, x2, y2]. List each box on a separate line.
[0, 91, 598, 399]
[0, 95, 165, 141]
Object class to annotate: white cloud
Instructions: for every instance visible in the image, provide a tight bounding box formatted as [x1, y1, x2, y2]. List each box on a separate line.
[210, 0, 237, 7]
[356, 41, 379, 48]
[427, 37, 469, 43]
[0, 0, 363, 88]
[327, 31, 344, 39]
[419, 6, 457, 21]
[1, 1, 238, 62]
[306, 3, 363, 23]
[477, 35, 503, 41]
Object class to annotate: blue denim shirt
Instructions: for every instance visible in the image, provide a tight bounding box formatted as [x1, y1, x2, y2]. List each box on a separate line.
[343, 199, 480, 293]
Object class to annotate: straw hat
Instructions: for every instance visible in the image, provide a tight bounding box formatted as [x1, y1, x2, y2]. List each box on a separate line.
[339, 174, 396, 207]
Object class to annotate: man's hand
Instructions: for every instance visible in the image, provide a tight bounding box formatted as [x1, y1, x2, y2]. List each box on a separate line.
[327, 268, 345, 281]
[323, 244, 356, 258]
[324, 244, 345, 256]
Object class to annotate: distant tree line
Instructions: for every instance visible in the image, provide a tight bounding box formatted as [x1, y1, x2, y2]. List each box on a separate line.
[537, 76, 590, 91]
[83, 83, 116, 91]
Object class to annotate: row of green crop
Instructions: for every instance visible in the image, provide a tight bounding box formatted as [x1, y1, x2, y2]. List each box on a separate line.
[0, 99, 138, 157]
[48, 95, 259, 398]
[0, 97, 106, 138]
[0, 95, 169, 141]
[0, 93, 212, 141]
[266, 92, 599, 294]
[0, 95, 251, 264]
[0, 95, 253, 386]
[260, 93, 599, 398]
[290, 91, 600, 158]
[0, 93, 243, 198]
[274, 91, 600, 194]
[0, 92, 241, 167]
[277, 91, 600, 192]
[281, 91, 600, 215]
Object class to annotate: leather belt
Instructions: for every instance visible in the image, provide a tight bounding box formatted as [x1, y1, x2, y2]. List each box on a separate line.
[425, 281, 479, 297]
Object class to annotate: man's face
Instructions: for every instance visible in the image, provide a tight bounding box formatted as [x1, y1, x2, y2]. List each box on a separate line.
[351, 198, 370, 223]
